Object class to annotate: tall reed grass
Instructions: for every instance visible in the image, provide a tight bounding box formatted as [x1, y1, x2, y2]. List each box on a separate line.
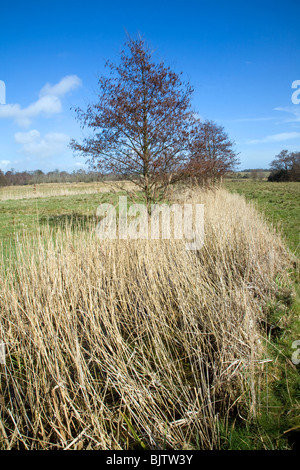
[0, 189, 291, 449]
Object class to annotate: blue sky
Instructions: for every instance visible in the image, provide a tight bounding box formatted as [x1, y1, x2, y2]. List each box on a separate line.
[0, 0, 300, 172]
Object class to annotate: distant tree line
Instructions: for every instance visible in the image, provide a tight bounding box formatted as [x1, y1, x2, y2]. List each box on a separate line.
[268, 150, 300, 182]
[0, 168, 120, 187]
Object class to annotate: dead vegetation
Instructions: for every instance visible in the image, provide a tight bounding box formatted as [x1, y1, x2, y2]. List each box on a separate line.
[0, 188, 292, 449]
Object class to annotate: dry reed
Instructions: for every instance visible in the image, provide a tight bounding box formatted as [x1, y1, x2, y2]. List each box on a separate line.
[0, 189, 291, 449]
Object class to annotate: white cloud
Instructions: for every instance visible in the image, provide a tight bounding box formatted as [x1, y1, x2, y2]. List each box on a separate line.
[0, 160, 11, 167]
[14, 130, 70, 159]
[14, 129, 41, 145]
[274, 106, 300, 123]
[39, 75, 82, 97]
[246, 132, 300, 145]
[0, 75, 81, 127]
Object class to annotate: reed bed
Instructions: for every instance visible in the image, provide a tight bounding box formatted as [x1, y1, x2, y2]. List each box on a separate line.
[0, 189, 291, 449]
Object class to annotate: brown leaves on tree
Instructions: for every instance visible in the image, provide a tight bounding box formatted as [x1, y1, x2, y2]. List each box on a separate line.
[185, 120, 240, 185]
[70, 36, 239, 205]
[269, 150, 300, 181]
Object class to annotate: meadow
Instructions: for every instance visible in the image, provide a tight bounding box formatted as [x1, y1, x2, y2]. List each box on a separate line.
[0, 181, 136, 202]
[225, 179, 300, 256]
[0, 180, 299, 450]
[0, 182, 135, 264]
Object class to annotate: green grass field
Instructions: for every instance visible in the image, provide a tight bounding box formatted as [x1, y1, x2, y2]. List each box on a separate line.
[226, 179, 300, 450]
[0, 192, 115, 237]
[0, 189, 130, 265]
[225, 180, 300, 256]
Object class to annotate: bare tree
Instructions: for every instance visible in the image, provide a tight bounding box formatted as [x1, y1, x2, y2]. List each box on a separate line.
[184, 120, 240, 185]
[70, 36, 195, 209]
[0, 169, 7, 186]
[289, 151, 300, 181]
[270, 150, 293, 172]
[269, 150, 300, 181]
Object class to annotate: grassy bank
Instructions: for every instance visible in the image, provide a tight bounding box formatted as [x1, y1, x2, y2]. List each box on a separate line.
[0, 185, 295, 449]
[225, 179, 300, 450]
[0, 189, 141, 267]
[225, 180, 300, 256]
